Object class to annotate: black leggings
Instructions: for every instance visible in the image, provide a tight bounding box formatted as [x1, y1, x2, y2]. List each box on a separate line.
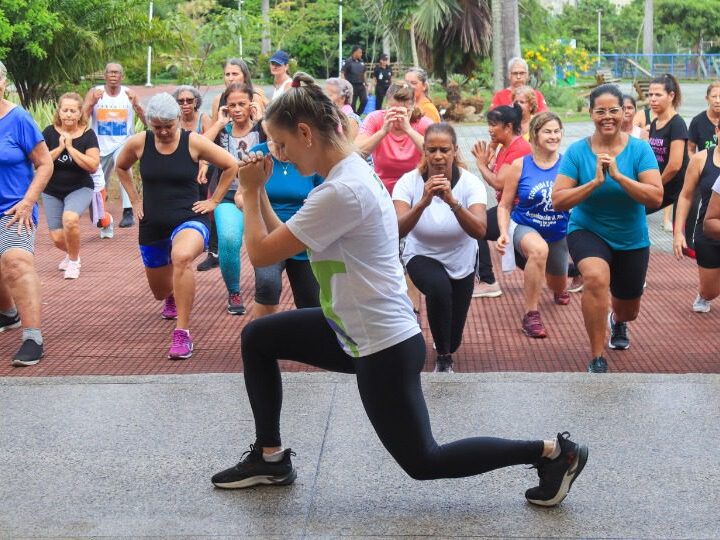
[242, 308, 544, 480]
[406, 255, 474, 355]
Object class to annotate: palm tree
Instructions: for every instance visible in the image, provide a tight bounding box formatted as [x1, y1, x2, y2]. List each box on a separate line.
[370, 0, 492, 79]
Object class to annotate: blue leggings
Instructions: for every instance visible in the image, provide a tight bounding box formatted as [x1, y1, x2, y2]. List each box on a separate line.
[214, 200, 244, 294]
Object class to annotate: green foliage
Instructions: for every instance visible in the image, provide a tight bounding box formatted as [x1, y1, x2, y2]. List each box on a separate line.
[541, 85, 586, 113]
[524, 41, 593, 87]
[656, 0, 720, 53]
[1, 0, 159, 107]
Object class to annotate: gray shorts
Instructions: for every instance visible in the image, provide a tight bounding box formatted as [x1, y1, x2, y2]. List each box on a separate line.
[0, 214, 35, 256]
[41, 188, 94, 230]
[513, 224, 568, 277]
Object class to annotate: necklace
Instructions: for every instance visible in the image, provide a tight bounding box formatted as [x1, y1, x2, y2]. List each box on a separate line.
[281, 162, 289, 175]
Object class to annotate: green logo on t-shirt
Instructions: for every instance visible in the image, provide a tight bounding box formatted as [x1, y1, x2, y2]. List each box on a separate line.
[310, 259, 359, 357]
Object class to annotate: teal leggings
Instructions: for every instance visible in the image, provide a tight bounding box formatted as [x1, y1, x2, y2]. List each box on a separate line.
[214, 198, 244, 294]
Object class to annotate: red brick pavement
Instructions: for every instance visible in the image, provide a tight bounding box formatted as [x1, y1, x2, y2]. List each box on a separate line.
[1, 201, 718, 377]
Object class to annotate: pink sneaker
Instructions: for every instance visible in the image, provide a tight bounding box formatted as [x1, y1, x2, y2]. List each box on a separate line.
[168, 329, 193, 359]
[553, 291, 571, 305]
[161, 295, 177, 320]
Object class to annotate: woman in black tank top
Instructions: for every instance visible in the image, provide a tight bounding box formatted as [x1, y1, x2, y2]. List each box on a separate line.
[673, 124, 720, 313]
[116, 93, 238, 360]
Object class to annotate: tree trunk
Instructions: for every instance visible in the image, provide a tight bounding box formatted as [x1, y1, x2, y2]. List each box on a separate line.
[491, 0, 504, 91]
[642, 0, 653, 55]
[409, 20, 419, 67]
[261, 0, 271, 55]
[502, 0, 520, 87]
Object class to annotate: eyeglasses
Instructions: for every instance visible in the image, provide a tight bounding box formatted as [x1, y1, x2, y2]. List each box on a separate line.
[510, 71, 528, 77]
[592, 107, 623, 117]
[176, 98, 195, 105]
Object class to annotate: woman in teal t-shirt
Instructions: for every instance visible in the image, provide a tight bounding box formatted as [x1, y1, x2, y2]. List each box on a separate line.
[249, 141, 322, 318]
[552, 84, 663, 374]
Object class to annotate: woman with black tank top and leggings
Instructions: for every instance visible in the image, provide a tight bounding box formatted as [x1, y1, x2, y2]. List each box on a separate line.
[116, 93, 238, 360]
[673, 120, 720, 313]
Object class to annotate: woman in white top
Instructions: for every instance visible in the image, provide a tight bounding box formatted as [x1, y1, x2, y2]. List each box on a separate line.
[210, 72, 588, 509]
[393, 123, 487, 373]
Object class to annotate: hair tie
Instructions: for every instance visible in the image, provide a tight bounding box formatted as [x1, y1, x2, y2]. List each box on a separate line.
[291, 79, 301, 88]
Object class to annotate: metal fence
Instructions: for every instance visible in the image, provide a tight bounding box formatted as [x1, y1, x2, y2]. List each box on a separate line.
[586, 54, 720, 79]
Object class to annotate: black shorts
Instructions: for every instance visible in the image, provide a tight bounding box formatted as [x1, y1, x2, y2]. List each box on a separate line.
[694, 233, 720, 269]
[567, 229, 649, 300]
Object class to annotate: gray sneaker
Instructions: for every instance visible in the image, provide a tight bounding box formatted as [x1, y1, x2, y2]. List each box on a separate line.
[99, 216, 114, 239]
[692, 294, 711, 313]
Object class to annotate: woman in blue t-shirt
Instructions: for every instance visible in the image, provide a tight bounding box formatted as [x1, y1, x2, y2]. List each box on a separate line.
[0, 60, 53, 367]
[249, 141, 321, 317]
[497, 112, 570, 339]
[552, 84, 663, 373]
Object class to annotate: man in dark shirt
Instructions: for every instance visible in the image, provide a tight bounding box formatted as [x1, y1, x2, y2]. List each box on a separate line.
[372, 54, 392, 110]
[342, 45, 367, 114]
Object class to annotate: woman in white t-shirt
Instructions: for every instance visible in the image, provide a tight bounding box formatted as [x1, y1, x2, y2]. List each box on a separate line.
[393, 124, 487, 373]
[210, 72, 587, 509]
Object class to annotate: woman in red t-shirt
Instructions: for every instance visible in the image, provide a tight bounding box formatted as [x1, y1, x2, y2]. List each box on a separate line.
[471, 104, 531, 297]
[356, 83, 433, 194]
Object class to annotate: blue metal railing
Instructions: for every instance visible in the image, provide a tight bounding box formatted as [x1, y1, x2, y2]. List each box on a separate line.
[581, 53, 720, 79]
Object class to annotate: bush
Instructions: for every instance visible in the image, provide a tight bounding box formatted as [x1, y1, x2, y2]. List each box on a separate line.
[542, 85, 586, 113]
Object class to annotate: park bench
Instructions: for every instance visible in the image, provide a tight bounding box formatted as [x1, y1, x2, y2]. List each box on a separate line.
[633, 78, 651, 105]
[595, 68, 621, 86]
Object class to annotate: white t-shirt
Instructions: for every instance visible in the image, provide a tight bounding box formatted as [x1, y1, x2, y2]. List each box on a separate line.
[91, 85, 136, 156]
[286, 152, 420, 357]
[712, 176, 720, 195]
[392, 168, 487, 279]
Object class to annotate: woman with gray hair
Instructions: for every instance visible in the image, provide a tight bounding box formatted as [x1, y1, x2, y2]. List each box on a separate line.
[115, 92, 239, 360]
[324, 77, 361, 139]
[491, 57, 548, 112]
[405, 67, 440, 123]
[173, 85, 211, 135]
[0, 60, 54, 366]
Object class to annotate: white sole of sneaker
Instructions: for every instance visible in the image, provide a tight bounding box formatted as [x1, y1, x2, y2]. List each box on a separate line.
[11, 355, 43, 367]
[527, 445, 588, 507]
[472, 291, 503, 299]
[213, 470, 297, 489]
[0, 321, 22, 333]
[692, 304, 711, 313]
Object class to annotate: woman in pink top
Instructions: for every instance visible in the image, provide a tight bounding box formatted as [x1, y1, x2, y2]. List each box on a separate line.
[356, 83, 433, 194]
[470, 104, 532, 297]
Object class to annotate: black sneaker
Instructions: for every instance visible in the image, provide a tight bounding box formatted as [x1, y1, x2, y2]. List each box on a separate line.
[197, 252, 219, 271]
[12, 339, 44, 367]
[587, 356, 608, 373]
[227, 292, 246, 315]
[608, 312, 630, 350]
[525, 432, 588, 507]
[119, 208, 134, 228]
[434, 354, 454, 373]
[0, 312, 21, 333]
[212, 444, 297, 489]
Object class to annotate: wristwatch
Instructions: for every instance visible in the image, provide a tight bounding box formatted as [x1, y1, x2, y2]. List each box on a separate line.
[450, 201, 462, 213]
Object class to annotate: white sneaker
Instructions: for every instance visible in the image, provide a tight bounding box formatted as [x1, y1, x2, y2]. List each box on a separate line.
[472, 280, 502, 298]
[58, 255, 70, 271]
[64, 259, 80, 279]
[692, 294, 711, 313]
[100, 216, 114, 239]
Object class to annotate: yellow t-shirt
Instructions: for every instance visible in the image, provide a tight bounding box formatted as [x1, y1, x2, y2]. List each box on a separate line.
[417, 96, 441, 123]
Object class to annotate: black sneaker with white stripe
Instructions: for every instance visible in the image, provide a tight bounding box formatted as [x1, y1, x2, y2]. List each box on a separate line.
[608, 312, 630, 350]
[12, 339, 44, 367]
[0, 312, 21, 333]
[525, 432, 588, 507]
[212, 444, 296, 489]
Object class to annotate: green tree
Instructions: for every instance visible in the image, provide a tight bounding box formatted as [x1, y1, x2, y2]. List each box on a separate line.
[656, 0, 720, 53]
[1, 0, 157, 107]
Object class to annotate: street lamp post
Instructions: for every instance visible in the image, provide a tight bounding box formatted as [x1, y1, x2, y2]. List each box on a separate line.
[145, 0, 153, 87]
[238, 0, 244, 57]
[597, 9, 602, 67]
[338, 0, 343, 75]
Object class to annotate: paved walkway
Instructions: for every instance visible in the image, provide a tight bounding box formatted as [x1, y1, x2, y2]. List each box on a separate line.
[2, 372, 719, 538]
